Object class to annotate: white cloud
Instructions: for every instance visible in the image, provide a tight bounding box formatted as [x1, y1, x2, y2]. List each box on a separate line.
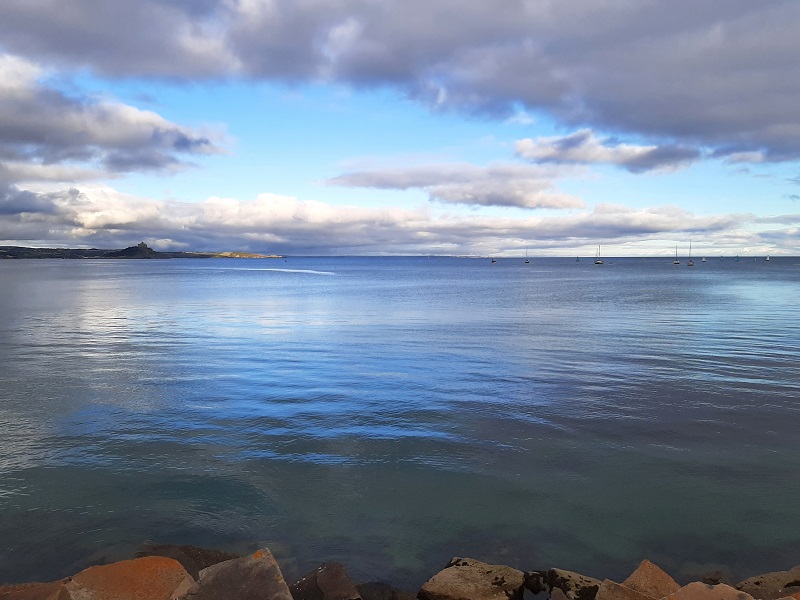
[1, 183, 754, 255]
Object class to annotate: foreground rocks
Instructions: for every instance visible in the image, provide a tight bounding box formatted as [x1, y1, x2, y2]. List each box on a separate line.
[418, 557, 526, 600]
[290, 562, 362, 600]
[3, 544, 800, 600]
[0, 556, 193, 600]
[181, 548, 292, 600]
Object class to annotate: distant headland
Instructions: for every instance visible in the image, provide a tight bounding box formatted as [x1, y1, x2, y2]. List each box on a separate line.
[0, 242, 285, 260]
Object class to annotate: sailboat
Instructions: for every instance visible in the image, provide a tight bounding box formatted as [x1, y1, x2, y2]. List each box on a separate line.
[594, 245, 604, 265]
[765, 255, 770, 262]
[525, 249, 529, 264]
[687, 240, 694, 267]
[673, 245, 680, 265]
[701, 256, 707, 262]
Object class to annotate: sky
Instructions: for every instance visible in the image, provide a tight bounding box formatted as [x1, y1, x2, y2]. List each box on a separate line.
[1, 0, 799, 257]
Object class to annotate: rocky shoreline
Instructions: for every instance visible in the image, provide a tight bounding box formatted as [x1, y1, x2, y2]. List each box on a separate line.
[2, 544, 800, 600]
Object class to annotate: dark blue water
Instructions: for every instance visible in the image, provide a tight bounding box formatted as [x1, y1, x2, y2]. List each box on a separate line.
[1, 256, 799, 586]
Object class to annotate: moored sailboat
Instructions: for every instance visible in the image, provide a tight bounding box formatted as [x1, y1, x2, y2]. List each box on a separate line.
[594, 245, 603, 264]
[687, 240, 694, 267]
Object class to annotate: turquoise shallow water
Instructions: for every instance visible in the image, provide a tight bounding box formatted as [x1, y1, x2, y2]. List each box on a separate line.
[1, 256, 799, 586]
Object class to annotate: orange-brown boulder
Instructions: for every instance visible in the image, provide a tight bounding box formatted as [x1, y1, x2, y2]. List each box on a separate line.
[0, 580, 68, 600]
[64, 556, 193, 600]
[135, 545, 240, 580]
[664, 581, 755, 600]
[621, 560, 680, 598]
[595, 579, 658, 600]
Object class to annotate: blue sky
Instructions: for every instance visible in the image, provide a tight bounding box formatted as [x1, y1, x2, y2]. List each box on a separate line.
[1, 1, 799, 256]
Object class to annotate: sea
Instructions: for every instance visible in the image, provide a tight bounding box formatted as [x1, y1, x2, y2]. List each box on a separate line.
[1, 256, 799, 587]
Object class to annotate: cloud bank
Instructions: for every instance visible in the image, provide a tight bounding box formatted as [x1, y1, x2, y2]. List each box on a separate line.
[328, 163, 585, 209]
[0, 1, 798, 255]
[2, 1, 799, 160]
[1, 185, 756, 256]
[516, 130, 700, 173]
[0, 54, 220, 183]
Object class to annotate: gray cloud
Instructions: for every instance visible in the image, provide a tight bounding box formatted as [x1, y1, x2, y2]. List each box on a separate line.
[516, 130, 701, 172]
[0, 184, 58, 215]
[756, 228, 800, 246]
[0, 54, 219, 183]
[755, 214, 800, 225]
[1, 2, 799, 160]
[0, 0, 232, 77]
[0, 0, 800, 162]
[328, 163, 586, 209]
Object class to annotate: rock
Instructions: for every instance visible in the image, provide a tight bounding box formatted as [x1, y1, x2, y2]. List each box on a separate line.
[356, 582, 417, 600]
[595, 579, 658, 600]
[621, 560, 680, 598]
[179, 548, 293, 600]
[0, 581, 69, 600]
[290, 562, 361, 600]
[135, 545, 240, 580]
[417, 557, 526, 600]
[545, 569, 602, 600]
[105, 242, 160, 259]
[701, 571, 733, 586]
[663, 582, 754, 600]
[55, 556, 193, 600]
[551, 590, 570, 600]
[737, 566, 800, 600]
[523, 571, 546, 595]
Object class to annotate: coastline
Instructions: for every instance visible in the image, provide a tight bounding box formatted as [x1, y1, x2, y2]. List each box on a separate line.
[0, 242, 284, 260]
[2, 544, 800, 600]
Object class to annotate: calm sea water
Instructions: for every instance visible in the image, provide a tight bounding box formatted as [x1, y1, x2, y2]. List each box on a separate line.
[1, 256, 799, 586]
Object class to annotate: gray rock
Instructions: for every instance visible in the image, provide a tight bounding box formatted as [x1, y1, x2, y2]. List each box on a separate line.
[418, 557, 526, 600]
[551, 590, 570, 600]
[545, 569, 602, 600]
[523, 571, 546, 595]
[736, 565, 800, 600]
[179, 548, 293, 600]
[290, 562, 361, 600]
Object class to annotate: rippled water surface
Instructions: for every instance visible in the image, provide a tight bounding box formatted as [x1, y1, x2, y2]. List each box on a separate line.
[1, 256, 799, 585]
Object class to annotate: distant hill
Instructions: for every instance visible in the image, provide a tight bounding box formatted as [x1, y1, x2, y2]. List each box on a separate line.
[105, 242, 161, 259]
[0, 243, 285, 259]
